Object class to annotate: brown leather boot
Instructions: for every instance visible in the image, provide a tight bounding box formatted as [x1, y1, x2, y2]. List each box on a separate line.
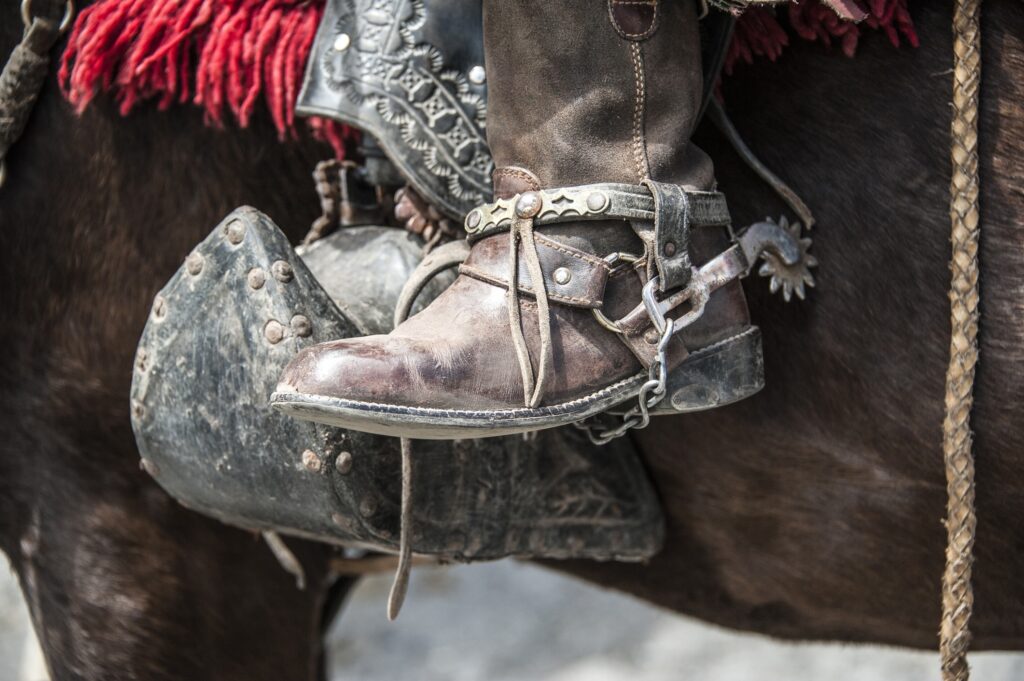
[273, 0, 765, 440]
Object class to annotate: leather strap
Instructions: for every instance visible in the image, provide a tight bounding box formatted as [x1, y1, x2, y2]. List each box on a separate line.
[615, 243, 750, 338]
[642, 179, 695, 290]
[459, 233, 611, 308]
[394, 239, 472, 327]
[463, 183, 729, 242]
[459, 182, 745, 386]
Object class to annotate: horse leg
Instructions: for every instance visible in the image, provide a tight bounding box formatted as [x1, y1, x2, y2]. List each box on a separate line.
[0, 395, 342, 681]
[0, 4, 348, 664]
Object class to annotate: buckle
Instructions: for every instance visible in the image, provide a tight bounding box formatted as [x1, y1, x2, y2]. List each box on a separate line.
[591, 256, 712, 338]
[591, 252, 641, 333]
[641, 271, 710, 336]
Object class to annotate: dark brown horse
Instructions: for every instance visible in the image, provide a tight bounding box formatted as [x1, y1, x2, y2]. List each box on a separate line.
[1, 2, 1022, 679]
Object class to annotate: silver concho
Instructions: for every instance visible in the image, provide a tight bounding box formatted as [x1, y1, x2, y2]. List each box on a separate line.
[297, 0, 493, 220]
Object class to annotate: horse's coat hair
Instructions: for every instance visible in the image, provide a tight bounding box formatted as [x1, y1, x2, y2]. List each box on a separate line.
[0, 1, 1022, 679]
[1, 7, 349, 674]
[557, 1, 1024, 649]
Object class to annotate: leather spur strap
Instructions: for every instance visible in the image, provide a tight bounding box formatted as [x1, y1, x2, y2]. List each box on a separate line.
[464, 183, 730, 241]
[639, 179, 731, 291]
[461, 182, 737, 380]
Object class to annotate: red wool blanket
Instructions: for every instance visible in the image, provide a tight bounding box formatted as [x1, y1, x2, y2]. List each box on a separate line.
[58, 0, 918, 160]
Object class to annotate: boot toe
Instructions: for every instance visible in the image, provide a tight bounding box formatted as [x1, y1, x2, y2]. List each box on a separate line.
[274, 332, 519, 410]
[277, 336, 414, 407]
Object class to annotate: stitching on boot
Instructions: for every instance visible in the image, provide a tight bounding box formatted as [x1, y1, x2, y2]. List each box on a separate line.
[607, 0, 660, 41]
[493, 166, 542, 191]
[280, 371, 649, 419]
[630, 42, 651, 182]
[533, 233, 611, 267]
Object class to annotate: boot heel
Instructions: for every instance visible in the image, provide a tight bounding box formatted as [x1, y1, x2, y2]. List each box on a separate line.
[650, 326, 764, 415]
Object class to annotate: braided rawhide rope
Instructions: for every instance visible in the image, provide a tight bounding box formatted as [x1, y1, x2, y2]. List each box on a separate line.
[941, 0, 982, 679]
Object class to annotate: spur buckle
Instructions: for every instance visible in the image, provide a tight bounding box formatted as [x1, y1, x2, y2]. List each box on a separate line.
[591, 255, 710, 338]
[641, 269, 710, 336]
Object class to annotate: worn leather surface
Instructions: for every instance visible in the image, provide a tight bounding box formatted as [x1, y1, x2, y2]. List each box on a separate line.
[131, 209, 664, 560]
[459, 232, 611, 308]
[493, 166, 542, 198]
[278, 270, 642, 410]
[481, 0, 748, 344]
[464, 183, 730, 243]
[298, 0, 734, 220]
[279, 0, 751, 416]
[297, 0, 491, 220]
[485, 1, 711, 192]
[645, 179, 695, 290]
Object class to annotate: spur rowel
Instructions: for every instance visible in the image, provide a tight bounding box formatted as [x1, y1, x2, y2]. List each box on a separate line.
[130, 207, 663, 562]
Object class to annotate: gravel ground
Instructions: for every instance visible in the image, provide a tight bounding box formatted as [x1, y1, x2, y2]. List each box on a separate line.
[4, 557, 1023, 680]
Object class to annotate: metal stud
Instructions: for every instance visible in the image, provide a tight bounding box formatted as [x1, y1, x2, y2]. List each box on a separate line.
[151, 295, 167, 322]
[553, 267, 572, 285]
[185, 252, 204, 275]
[466, 209, 482, 231]
[271, 260, 294, 283]
[333, 33, 351, 51]
[225, 219, 246, 245]
[302, 449, 322, 472]
[515, 192, 542, 219]
[290, 314, 312, 337]
[335, 451, 353, 474]
[358, 497, 378, 518]
[663, 241, 677, 257]
[586, 191, 609, 213]
[264, 320, 285, 344]
[468, 65, 486, 85]
[247, 267, 266, 290]
[331, 512, 355, 532]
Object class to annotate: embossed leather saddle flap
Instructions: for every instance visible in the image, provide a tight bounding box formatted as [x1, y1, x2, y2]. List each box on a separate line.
[130, 209, 663, 562]
[297, 0, 494, 221]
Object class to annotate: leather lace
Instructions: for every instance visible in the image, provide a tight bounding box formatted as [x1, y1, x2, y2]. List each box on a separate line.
[507, 216, 554, 407]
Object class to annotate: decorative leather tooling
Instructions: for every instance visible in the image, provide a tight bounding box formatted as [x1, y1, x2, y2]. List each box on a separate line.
[297, 0, 493, 221]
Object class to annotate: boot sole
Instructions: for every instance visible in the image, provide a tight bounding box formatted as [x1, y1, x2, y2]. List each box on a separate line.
[271, 326, 763, 439]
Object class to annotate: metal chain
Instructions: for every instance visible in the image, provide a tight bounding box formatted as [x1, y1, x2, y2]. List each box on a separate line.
[575, 321, 673, 445]
[576, 272, 697, 446]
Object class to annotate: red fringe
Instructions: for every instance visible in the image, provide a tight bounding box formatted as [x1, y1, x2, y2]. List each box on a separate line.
[727, 0, 919, 74]
[59, 0, 357, 158]
[59, 0, 918, 160]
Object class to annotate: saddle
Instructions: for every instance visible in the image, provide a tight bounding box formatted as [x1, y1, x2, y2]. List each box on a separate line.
[132, 209, 663, 563]
[130, 0, 816, 610]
